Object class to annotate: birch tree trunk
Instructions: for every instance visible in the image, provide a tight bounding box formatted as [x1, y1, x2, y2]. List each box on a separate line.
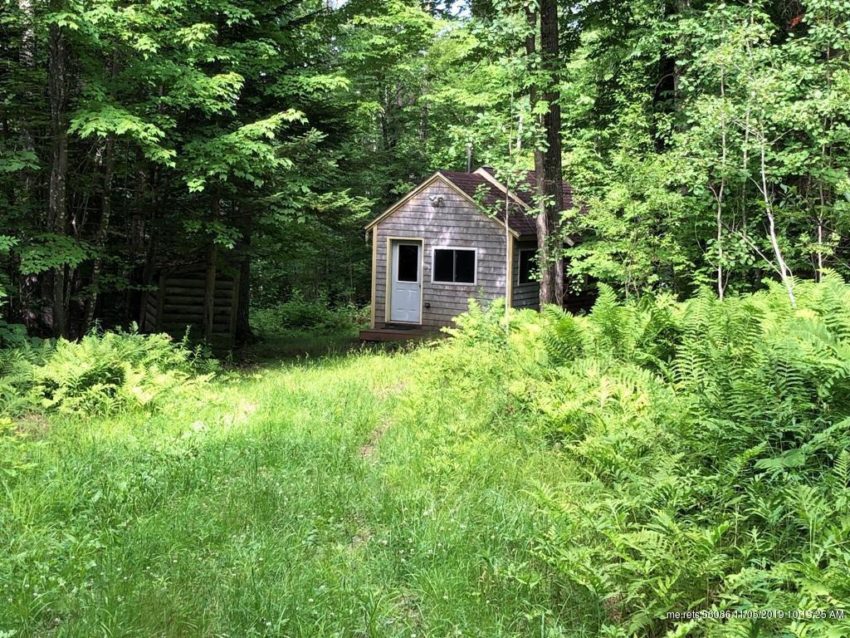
[759, 140, 796, 307]
[715, 70, 727, 300]
[540, 0, 565, 306]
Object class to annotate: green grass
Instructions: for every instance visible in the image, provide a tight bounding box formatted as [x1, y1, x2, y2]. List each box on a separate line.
[0, 342, 581, 637]
[7, 282, 849, 636]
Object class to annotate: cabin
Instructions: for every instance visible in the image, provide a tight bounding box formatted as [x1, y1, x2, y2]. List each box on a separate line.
[360, 166, 577, 341]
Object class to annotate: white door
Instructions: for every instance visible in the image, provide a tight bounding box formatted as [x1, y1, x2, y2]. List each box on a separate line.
[390, 241, 421, 323]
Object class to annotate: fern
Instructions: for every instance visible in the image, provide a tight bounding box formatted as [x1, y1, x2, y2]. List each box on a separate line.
[0, 327, 215, 417]
[541, 307, 585, 366]
[834, 450, 850, 489]
[440, 278, 850, 635]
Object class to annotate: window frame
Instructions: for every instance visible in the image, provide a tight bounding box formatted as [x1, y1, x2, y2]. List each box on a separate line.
[517, 248, 538, 285]
[431, 246, 478, 286]
[395, 242, 421, 283]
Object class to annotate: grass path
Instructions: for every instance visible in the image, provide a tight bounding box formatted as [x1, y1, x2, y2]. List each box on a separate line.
[1, 347, 582, 637]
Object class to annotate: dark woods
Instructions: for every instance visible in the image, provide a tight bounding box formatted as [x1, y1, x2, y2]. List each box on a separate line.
[0, 0, 374, 342]
[1, 0, 849, 341]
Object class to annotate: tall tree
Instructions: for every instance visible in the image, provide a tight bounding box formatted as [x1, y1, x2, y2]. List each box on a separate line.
[46, 5, 70, 337]
[534, 0, 565, 306]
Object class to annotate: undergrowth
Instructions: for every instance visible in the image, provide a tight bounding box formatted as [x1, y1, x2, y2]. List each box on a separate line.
[3, 278, 849, 636]
[0, 328, 215, 417]
[428, 275, 850, 636]
[251, 293, 368, 336]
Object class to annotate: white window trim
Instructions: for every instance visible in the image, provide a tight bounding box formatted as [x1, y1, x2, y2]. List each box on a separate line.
[431, 246, 478, 286]
[517, 248, 537, 285]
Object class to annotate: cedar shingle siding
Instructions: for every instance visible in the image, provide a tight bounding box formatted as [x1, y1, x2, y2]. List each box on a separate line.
[372, 176, 539, 329]
[511, 240, 540, 310]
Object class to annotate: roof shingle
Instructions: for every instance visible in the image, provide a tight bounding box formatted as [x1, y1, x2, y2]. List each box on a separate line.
[439, 168, 575, 238]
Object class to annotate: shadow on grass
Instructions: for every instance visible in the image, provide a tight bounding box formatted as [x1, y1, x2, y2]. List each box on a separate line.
[229, 327, 418, 369]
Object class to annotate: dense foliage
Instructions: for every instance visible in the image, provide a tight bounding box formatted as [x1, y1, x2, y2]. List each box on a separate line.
[0, 329, 213, 417]
[0, 0, 378, 340]
[556, 1, 850, 302]
[3, 0, 848, 340]
[2, 1, 849, 633]
[423, 276, 850, 635]
[251, 294, 368, 335]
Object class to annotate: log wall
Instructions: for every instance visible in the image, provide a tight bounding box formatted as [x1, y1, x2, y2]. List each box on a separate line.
[141, 265, 239, 345]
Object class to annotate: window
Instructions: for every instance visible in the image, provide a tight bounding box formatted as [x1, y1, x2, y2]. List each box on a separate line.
[433, 248, 476, 284]
[397, 244, 419, 282]
[518, 249, 537, 284]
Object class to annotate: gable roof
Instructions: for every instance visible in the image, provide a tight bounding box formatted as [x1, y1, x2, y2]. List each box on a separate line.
[364, 172, 521, 237]
[467, 167, 578, 246]
[474, 166, 576, 214]
[364, 167, 578, 240]
[438, 170, 537, 236]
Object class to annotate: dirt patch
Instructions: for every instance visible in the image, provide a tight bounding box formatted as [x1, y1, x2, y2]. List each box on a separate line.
[14, 413, 51, 439]
[346, 511, 373, 550]
[374, 380, 407, 400]
[360, 418, 391, 460]
[349, 523, 373, 549]
[397, 591, 424, 631]
[350, 528, 372, 548]
[603, 592, 625, 624]
[221, 401, 258, 427]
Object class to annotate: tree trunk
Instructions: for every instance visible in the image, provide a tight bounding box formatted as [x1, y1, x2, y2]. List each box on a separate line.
[136, 163, 157, 327]
[12, 0, 37, 328]
[715, 70, 727, 300]
[48, 20, 70, 337]
[235, 253, 253, 346]
[18, 0, 35, 66]
[18, 0, 35, 158]
[204, 242, 218, 342]
[528, 0, 565, 307]
[234, 207, 255, 346]
[83, 136, 115, 332]
[759, 141, 795, 307]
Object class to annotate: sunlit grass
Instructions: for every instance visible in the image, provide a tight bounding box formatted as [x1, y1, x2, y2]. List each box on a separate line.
[0, 340, 584, 637]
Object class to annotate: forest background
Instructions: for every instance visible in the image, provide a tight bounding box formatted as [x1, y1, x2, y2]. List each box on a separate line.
[1, 0, 848, 341]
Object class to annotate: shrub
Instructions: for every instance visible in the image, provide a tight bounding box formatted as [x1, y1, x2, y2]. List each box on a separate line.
[252, 293, 368, 335]
[0, 319, 32, 349]
[0, 327, 215, 417]
[436, 275, 850, 636]
[442, 298, 512, 348]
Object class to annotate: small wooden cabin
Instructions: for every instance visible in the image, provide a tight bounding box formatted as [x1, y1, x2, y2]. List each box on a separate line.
[360, 167, 576, 340]
[140, 261, 240, 347]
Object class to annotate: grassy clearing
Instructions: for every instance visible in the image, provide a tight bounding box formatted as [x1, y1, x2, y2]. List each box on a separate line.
[6, 278, 850, 637]
[0, 341, 578, 637]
